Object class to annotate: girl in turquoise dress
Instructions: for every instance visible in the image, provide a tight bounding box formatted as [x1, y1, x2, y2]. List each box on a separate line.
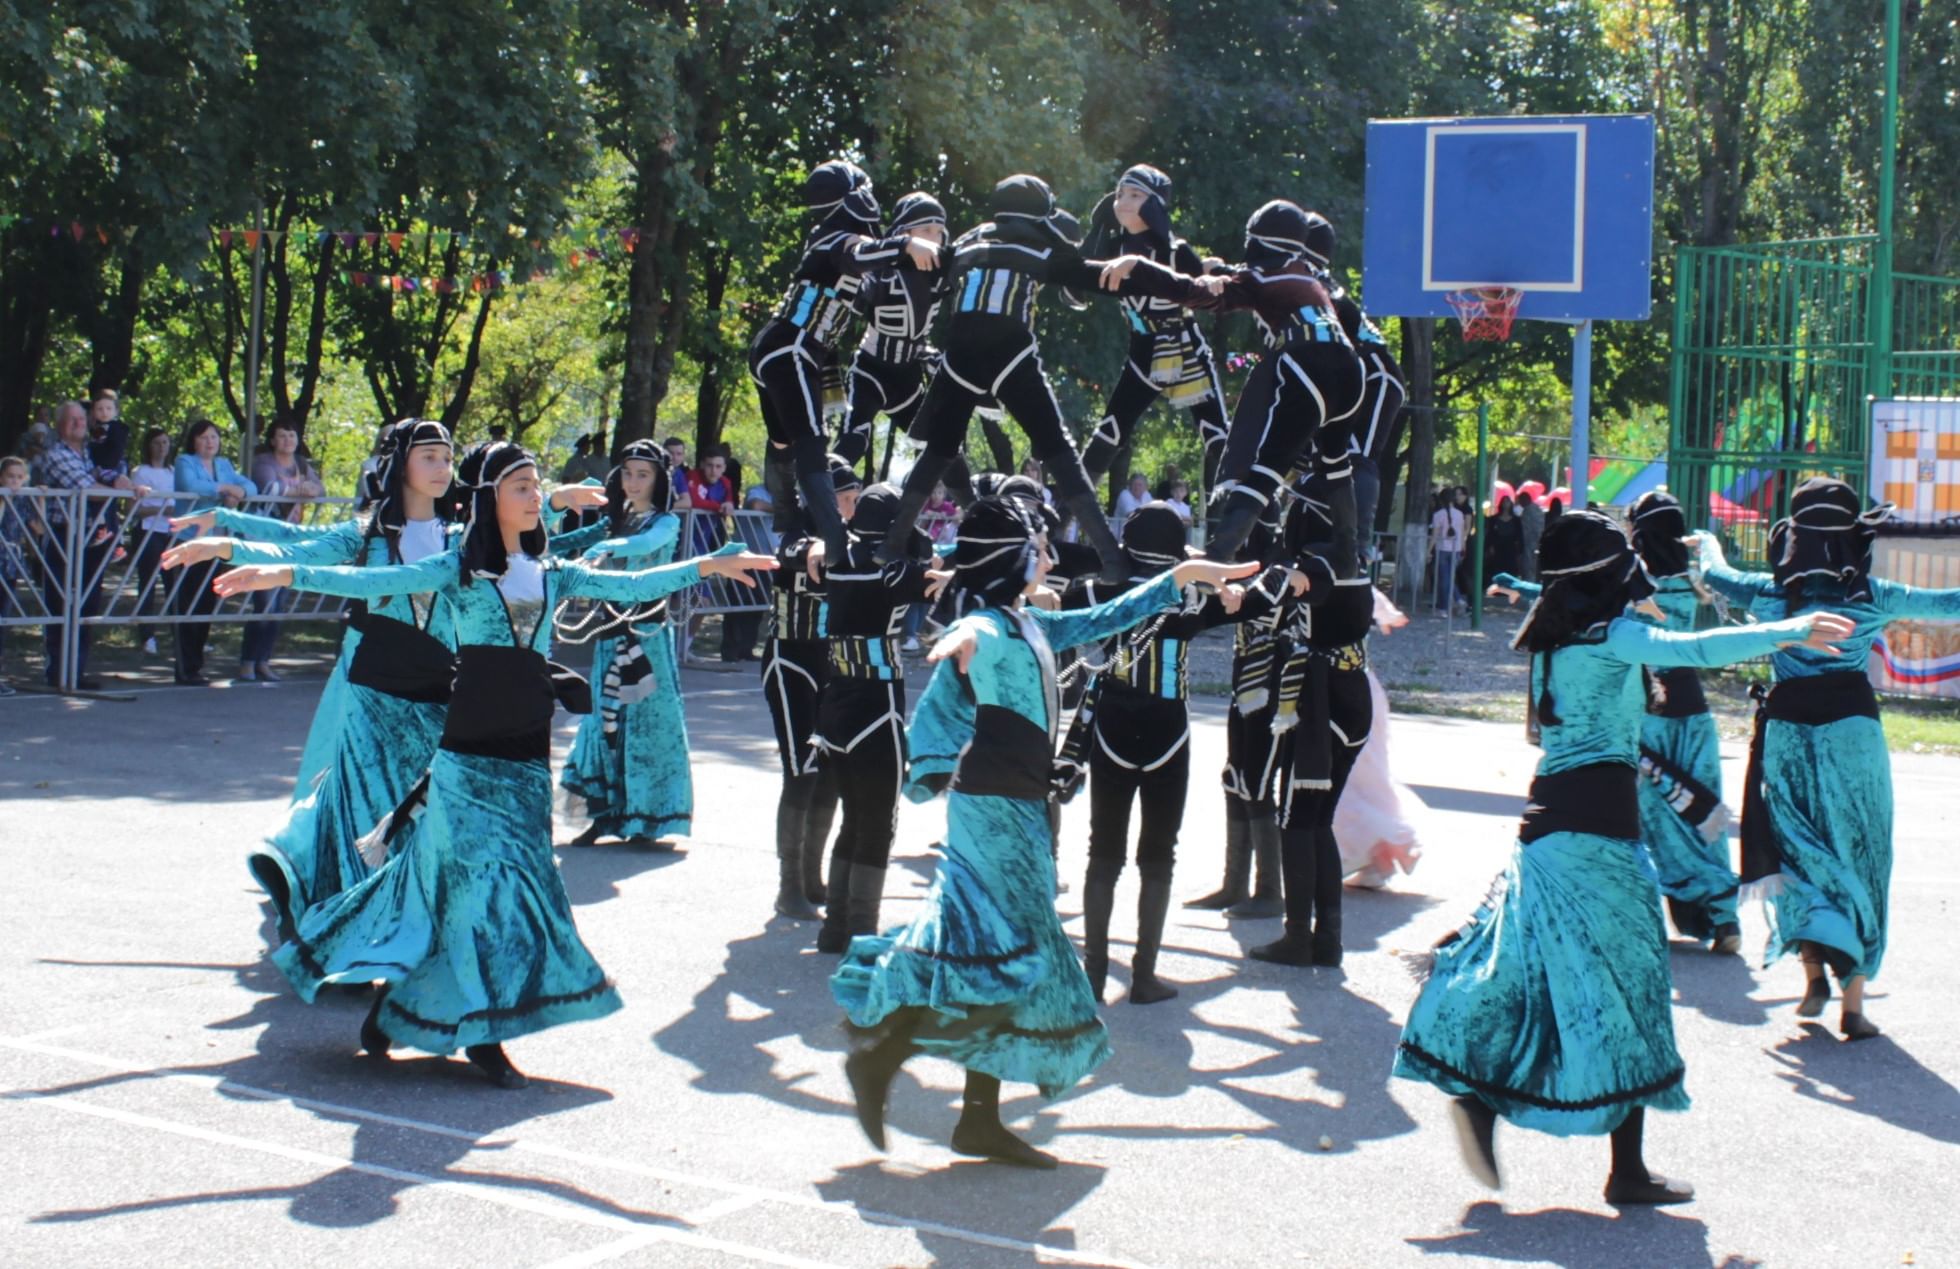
[833, 496, 1255, 1167]
[1493, 491, 1743, 953]
[1398, 511, 1851, 1205]
[558, 440, 695, 847]
[215, 442, 776, 1088]
[1692, 477, 1960, 1039]
[168, 429, 613, 934]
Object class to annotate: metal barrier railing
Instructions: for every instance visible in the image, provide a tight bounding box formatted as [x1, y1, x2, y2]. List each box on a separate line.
[1, 487, 359, 690]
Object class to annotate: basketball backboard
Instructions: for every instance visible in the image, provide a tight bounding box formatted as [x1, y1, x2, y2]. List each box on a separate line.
[1361, 114, 1656, 322]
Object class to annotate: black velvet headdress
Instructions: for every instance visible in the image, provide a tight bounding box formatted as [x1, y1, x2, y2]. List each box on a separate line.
[457, 441, 545, 581]
[1771, 476, 1889, 604]
[1629, 490, 1690, 580]
[603, 438, 672, 537]
[367, 419, 456, 562]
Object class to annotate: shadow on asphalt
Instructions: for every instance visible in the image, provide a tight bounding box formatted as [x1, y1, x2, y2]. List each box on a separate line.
[1406, 783, 1528, 820]
[817, 1157, 1110, 1261]
[1667, 945, 1782, 1028]
[555, 838, 690, 907]
[20, 900, 664, 1234]
[1406, 1200, 1730, 1265]
[1769, 1022, 1960, 1147]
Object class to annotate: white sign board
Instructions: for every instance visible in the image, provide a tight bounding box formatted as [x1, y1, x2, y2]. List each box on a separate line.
[1869, 397, 1960, 529]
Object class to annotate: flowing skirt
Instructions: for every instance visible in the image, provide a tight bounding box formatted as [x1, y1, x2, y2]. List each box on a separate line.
[560, 624, 693, 840]
[1393, 830, 1689, 1136]
[1334, 670, 1423, 883]
[273, 750, 622, 1052]
[1637, 710, 1738, 939]
[290, 632, 357, 804]
[1759, 714, 1892, 981]
[251, 681, 445, 915]
[831, 792, 1110, 1100]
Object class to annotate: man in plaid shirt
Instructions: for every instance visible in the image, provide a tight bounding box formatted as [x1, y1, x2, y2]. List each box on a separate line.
[32, 400, 144, 689]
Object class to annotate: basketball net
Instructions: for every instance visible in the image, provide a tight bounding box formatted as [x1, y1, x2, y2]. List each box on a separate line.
[1445, 286, 1524, 341]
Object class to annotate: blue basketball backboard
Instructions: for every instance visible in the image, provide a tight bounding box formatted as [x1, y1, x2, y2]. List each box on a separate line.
[1361, 114, 1656, 322]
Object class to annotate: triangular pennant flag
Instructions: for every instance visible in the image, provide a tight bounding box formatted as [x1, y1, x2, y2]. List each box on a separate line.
[218, 230, 234, 248]
[265, 230, 283, 247]
[387, 232, 406, 252]
[96, 227, 110, 245]
[70, 221, 85, 242]
[350, 271, 369, 286]
[362, 232, 379, 248]
[242, 230, 261, 251]
[317, 230, 332, 245]
[339, 232, 357, 248]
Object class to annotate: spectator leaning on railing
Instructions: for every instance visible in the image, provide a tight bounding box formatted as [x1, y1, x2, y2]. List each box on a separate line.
[1, 454, 37, 695]
[29, 399, 146, 690]
[170, 417, 258, 685]
[130, 428, 178, 656]
[239, 416, 325, 683]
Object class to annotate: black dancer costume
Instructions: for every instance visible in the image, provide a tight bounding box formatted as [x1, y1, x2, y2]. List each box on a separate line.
[1201, 203, 1365, 563]
[1077, 165, 1229, 495]
[811, 484, 943, 952]
[1069, 504, 1245, 1005]
[837, 192, 948, 473]
[1327, 282, 1406, 542]
[1242, 459, 1376, 968]
[764, 455, 861, 919]
[1188, 514, 1291, 917]
[749, 160, 934, 557]
[875, 173, 1210, 581]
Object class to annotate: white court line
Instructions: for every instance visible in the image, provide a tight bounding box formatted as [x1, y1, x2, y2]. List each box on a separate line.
[3, 1087, 839, 1269]
[3, 681, 763, 703]
[0, 1036, 1153, 1269]
[531, 1231, 668, 1269]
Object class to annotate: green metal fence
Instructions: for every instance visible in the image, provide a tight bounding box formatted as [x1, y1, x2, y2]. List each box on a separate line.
[1667, 235, 1960, 565]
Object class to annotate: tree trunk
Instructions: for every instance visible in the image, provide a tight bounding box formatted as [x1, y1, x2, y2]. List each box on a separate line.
[693, 246, 733, 460]
[1399, 318, 1437, 528]
[0, 235, 55, 453]
[616, 151, 677, 448]
[87, 241, 147, 396]
[440, 290, 497, 429]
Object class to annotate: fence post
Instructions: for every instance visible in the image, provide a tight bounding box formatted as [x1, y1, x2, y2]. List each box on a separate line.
[61, 489, 83, 691]
[1471, 402, 1489, 633]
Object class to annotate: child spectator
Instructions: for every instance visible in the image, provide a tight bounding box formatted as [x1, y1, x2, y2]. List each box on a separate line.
[1, 455, 36, 694]
[130, 428, 178, 655]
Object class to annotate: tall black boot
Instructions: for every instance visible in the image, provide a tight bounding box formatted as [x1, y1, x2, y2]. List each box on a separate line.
[1604, 1107, 1695, 1205]
[802, 766, 839, 906]
[1060, 490, 1131, 584]
[774, 775, 820, 920]
[951, 1070, 1057, 1169]
[1205, 486, 1269, 561]
[1310, 825, 1344, 967]
[765, 445, 798, 536]
[845, 865, 887, 939]
[1130, 874, 1181, 1005]
[1226, 813, 1284, 919]
[1187, 813, 1251, 909]
[793, 436, 848, 561]
[360, 992, 392, 1058]
[1080, 857, 1121, 1004]
[1249, 822, 1316, 966]
[877, 447, 957, 564]
[844, 1008, 921, 1150]
[816, 849, 854, 954]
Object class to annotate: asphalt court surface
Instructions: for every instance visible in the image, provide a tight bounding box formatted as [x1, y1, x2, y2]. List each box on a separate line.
[3, 667, 1957, 1267]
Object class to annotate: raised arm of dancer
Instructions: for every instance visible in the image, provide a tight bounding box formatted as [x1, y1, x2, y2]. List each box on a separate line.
[1490, 572, 1540, 603]
[1872, 576, 1960, 622]
[168, 504, 322, 544]
[1604, 610, 1853, 670]
[1031, 559, 1257, 650]
[544, 513, 614, 559]
[583, 513, 680, 563]
[1688, 531, 1777, 608]
[163, 520, 367, 571]
[558, 543, 777, 604]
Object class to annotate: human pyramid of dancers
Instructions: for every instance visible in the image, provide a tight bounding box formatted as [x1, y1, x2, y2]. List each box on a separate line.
[159, 159, 1960, 1203]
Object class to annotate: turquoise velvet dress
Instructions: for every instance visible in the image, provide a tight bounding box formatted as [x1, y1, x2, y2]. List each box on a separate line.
[226, 520, 458, 918]
[269, 545, 714, 1052]
[1496, 571, 1740, 939]
[1699, 542, 1960, 981]
[1393, 615, 1798, 1136]
[558, 511, 695, 841]
[832, 574, 1183, 1099]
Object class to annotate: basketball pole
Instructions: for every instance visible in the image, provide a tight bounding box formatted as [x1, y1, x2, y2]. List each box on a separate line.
[1867, 0, 1902, 398]
[1570, 319, 1592, 509]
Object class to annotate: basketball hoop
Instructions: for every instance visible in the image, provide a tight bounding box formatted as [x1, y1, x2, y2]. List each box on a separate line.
[1445, 286, 1524, 341]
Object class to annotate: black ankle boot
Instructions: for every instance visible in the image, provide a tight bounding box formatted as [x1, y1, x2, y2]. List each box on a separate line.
[816, 852, 854, 954]
[802, 768, 839, 907]
[1186, 816, 1250, 910]
[1604, 1108, 1693, 1204]
[1225, 815, 1283, 919]
[1080, 859, 1121, 1004]
[950, 1070, 1056, 1169]
[1310, 826, 1343, 967]
[1450, 1096, 1500, 1189]
[1796, 944, 1831, 1018]
[360, 993, 392, 1058]
[1129, 876, 1181, 1004]
[877, 450, 955, 565]
[845, 866, 887, 939]
[466, 1043, 528, 1090]
[1248, 926, 1317, 966]
[844, 1010, 920, 1150]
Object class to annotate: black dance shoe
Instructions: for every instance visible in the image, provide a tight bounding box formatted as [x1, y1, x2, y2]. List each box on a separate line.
[1449, 1096, 1501, 1191]
[1840, 1011, 1882, 1042]
[466, 1044, 529, 1089]
[1604, 1171, 1695, 1205]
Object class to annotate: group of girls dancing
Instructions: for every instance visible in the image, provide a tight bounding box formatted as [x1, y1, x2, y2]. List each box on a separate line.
[166, 155, 1959, 1200]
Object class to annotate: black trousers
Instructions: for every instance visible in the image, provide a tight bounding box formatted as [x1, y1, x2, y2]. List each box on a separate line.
[38, 536, 108, 683]
[1081, 330, 1229, 488]
[1276, 666, 1374, 925]
[761, 637, 827, 780]
[171, 558, 226, 680]
[751, 321, 849, 545]
[1217, 344, 1365, 508]
[907, 321, 1096, 502]
[1086, 691, 1190, 885]
[839, 350, 926, 470]
[816, 679, 908, 871]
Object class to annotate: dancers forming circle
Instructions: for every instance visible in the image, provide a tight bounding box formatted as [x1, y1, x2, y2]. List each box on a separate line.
[190, 158, 1960, 1203]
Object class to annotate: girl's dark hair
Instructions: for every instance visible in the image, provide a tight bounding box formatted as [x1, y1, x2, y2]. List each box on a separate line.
[142, 428, 172, 463]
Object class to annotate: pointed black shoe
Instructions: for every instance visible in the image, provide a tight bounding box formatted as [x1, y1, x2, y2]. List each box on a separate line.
[1449, 1096, 1500, 1190]
[359, 994, 392, 1059]
[1128, 878, 1181, 1005]
[466, 1044, 528, 1089]
[951, 1072, 1058, 1169]
[1604, 1172, 1695, 1206]
[843, 1016, 918, 1151]
[1248, 928, 1316, 967]
[1840, 1011, 1882, 1041]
